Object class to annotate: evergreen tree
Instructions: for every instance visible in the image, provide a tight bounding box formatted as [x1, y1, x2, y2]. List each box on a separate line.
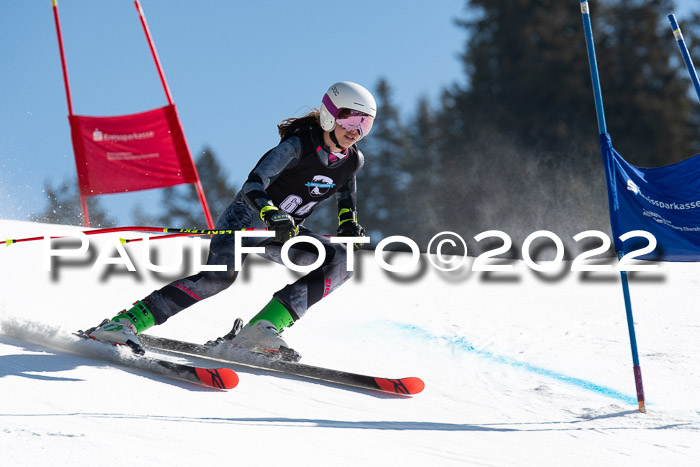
[193, 146, 238, 222]
[455, 0, 699, 165]
[424, 0, 700, 257]
[457, 0, 597, 153]
[355, 78, 412, 243]
[134, 146, 238, 228]
[32, 177, 114, 227]
[595, 0, 699, 165]
[400, 96, 444, 247]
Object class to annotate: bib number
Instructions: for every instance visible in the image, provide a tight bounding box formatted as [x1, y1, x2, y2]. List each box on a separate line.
[279, 195, 318, 217]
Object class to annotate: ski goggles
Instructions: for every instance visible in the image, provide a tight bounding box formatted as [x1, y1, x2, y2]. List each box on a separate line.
[336, 109, 374, 137]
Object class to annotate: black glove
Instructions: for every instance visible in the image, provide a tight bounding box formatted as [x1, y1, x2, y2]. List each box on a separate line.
[261, 206, 298, 243]
[337, 209, 366, 250]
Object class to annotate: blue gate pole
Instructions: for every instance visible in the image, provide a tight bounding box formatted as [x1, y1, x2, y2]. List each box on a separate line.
[668, 14, 700, 103]
[579, 0, 646, 413]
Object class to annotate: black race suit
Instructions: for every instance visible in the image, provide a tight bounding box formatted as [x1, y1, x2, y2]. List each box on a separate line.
[143, 125, 364, 326]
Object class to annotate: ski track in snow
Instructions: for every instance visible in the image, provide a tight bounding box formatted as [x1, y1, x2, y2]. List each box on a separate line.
[383, 320, 639, 405]
[1, 220, 699, 466]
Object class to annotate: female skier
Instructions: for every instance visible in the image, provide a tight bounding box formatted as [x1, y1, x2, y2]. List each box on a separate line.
[84, 81, 376, 360]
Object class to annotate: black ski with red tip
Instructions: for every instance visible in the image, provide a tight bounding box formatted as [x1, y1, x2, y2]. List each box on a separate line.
[139, 334, 425, 395]
[73, 332, 238, 390]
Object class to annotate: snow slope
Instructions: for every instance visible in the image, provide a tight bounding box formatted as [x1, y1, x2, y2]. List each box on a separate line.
[1, 220, 699, 466]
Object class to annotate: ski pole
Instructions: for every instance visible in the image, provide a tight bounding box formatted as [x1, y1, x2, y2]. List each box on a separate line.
[119, 228, 268, 244]
[2, 226, 252, 247]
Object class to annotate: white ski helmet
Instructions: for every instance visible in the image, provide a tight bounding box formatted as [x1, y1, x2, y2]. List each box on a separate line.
[320, 81, 377, 134]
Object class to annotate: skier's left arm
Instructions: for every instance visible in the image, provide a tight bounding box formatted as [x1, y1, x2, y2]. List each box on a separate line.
[336, 150, 366, 246]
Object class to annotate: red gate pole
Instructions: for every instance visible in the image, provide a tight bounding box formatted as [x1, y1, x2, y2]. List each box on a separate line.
[52, 0, 74, 115]
[52, 0, 91, 227]
[134, 0, 215, 229]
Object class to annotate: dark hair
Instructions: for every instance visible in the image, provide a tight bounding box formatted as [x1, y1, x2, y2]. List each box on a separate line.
[277, 109, 321, 140]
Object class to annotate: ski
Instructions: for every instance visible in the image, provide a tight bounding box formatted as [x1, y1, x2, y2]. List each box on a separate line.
[73, 332, 239, 390]
[139, 333, 425, 395]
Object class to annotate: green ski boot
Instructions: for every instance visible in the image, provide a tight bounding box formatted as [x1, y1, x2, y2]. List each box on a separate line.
[86, 300, 155, 355]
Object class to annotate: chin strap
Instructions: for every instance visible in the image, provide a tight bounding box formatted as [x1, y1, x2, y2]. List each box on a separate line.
[329, 129, 347, 151]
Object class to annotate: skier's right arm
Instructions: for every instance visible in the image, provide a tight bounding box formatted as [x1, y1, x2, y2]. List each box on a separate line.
[241, 136, 302, 213]
[241, 137, 302, 241]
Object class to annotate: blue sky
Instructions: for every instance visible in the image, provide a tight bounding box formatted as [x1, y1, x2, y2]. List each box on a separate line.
[0, 1, 697, 225]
